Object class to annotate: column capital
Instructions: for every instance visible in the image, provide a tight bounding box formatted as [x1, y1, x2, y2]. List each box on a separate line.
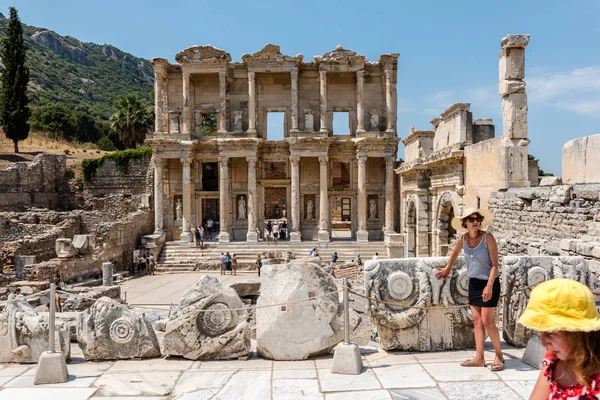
[357, 154, 367, 165]
[180, 158, 192, 167]
[153, 157, 165, 168]
[290, 69, 298, 80]
[219, 156, 229, 167]
[318, 156, 328, 165]
[290, 155, 300, 165]
[356, 70, 365, 79]
[385, 156, 395, 167]
[319, 70, 327, 79]
[219, 70, 227, 79]
[246, 156, 257, 164]
[248, 71, 255, 80]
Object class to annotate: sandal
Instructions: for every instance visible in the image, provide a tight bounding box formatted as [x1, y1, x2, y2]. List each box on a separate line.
[490, 360, 505, 372]
[460, 359, 486, 367]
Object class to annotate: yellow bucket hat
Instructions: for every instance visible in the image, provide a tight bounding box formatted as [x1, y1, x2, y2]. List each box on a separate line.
[518, 279, 600, 332]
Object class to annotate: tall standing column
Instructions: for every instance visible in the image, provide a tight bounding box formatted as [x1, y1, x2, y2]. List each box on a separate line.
[246, 157, 258, 242]
[356, 70, 365, 133]
[218, 71, 227, 133]
[384, 69, 394, 133]
[356, 154, 368, 242]
[218, 157, 230, 242]
[319, 70, 328, 133]
[290, 156, 301, 242]
[180, 158, 193, 244]
[152, 59, 169, 133]
[247, 71, 257, 134]
[384, 157, 395, 233]
[290, 69, 299, 133]
[317, 156, 330, 242]
[153, 157, 164, 232]
[182, 71, 191, 135]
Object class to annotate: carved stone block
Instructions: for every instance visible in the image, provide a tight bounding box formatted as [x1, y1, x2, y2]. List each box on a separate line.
[364, 257, 474, 351]
[55, 238, 77, 258]
[72, 235, 94, 255]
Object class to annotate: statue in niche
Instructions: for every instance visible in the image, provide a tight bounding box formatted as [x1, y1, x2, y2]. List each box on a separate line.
[170, 113, 180, 134]
[369, 198, 377, 219]
[238, 196, 246, 219]
[304, 109, 313, 131]
[369, 110, 379, 131]
[175, 198, 183, 221]
[306, 199, 314, 220]
[234, 111, 243, 131]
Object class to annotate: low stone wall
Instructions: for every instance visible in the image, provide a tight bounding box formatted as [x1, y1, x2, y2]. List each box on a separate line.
[563, 133, 600, 185]
[84, 152, 153, 197]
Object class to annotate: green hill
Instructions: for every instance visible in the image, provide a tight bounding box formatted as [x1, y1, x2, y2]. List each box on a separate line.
[0, 12, 154, 122]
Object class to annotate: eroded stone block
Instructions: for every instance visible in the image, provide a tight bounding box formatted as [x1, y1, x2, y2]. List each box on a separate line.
[501, 92, 528, 139]
[55, 238, 77, 258]
[364, 258, 474, 351]
[72, 234, 94, 254]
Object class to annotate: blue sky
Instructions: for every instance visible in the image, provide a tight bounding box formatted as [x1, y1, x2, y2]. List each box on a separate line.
[3, 0, 600, 175]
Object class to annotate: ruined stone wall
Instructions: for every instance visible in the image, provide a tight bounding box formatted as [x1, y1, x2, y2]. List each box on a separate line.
[84, 154, 153, 196]
[463, 136, 503, 208]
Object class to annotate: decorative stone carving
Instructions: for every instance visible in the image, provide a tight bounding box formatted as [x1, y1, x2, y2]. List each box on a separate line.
[242, 44, 303, 66]
[0, 295, 70, 362]
[502, 256, 598, 347]
[256, 260, 344, 360]
[369, 198, 377, 220]
[15, 256, 35, 280]
[364, 257, 474, 351]
[369, 110, 379, 131]
[234, 110, 243, 132]
[304, 109, 314, 131]
[175, 198, 183, 221]
[77, 297, 160, 360]
[306, 199, 314, 220]
[162, 276, 250, 360]
[238, 196, 246, 219]
[55, 238, 76, 258]
[175, 45, 232, 64]
[318, 45, 366, 65]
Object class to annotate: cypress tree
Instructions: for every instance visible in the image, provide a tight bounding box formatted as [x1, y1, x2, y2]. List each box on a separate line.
[0, 7, 30, 153]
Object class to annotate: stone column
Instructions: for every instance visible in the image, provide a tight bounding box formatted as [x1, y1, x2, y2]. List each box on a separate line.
[290, 156, 301, 242]
[247, 71, 257, 134]
[153, 157, 164, 232]
[218, 157, 230, 242]
[356, 70, 365, 133]
[384, 69, 394, 133]
[318, 156, 330, 242]
[218, 71, 227, 133]
[290, 69, 299, 133]
[319, 70, 328, 133]
[246, 157, 258, 242]
[182, 71, 191, 135]
[180, 158, 193, 244]
[356, 154, 368, 242]
[384, 157, 395, 233]
[153, 60, 168, 133]
[499, 34, 531, 188]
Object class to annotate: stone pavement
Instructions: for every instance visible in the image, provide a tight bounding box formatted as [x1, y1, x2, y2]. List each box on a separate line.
[0, 340, 539, 399]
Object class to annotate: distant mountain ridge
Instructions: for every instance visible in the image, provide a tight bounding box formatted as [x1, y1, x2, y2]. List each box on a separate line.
[0, 12, 154, 121]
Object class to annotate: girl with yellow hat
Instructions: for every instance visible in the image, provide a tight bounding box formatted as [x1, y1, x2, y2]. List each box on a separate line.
[519, 279, 600, 399]
[435, 207, 505, 371]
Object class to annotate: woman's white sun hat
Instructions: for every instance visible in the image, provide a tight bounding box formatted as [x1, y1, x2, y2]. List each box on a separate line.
[450, 207, 493, 233]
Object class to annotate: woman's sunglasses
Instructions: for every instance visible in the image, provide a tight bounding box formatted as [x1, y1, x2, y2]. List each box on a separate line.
[465, 216, 484, 223]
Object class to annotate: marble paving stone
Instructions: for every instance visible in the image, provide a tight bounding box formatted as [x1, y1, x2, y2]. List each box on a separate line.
[91, 398, 167, 400]
[107, 359, 192, 373]
[273, 369, 317, 379]
[439, 382, 523, 400]
[391, 388, 447, 399]
[371, 363, 436, 389]
[367, 354, 417, 366]
[0, 366, 31, 377]
[325, 390, 392, 400]
[314, 356, 334, 369]
[273, 378, 322, 399]
[93, 371, 181, 396]
[495, 359, 540, 381]
[411, 350, 472, 364]
[504, 380, 536, 399]
[318, 368, 382, 392]
[171, 370, 235, 396]
[273, 360, 316, 370]
[6, 362, 112, 388]
[173, 389, 218, 400]
[422, 361, 499, 381]
[200, 358, 272, 371]
[0, 388, 98, 400]
[213, 370, 271, 400]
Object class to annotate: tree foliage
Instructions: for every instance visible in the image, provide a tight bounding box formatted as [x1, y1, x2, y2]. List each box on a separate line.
[110, 94, 153, 148]
[0, 7, 30, 153]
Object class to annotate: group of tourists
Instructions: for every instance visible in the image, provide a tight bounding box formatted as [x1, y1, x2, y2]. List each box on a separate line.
[218, 252, 237, 276]
[264, 220, 287, 242]
[435, 207, 600, 398]
[133, 252, 155, 276]
[194, 218, 216, 249]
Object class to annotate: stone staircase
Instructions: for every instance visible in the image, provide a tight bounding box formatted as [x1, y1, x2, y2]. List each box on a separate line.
[156, 240, 389, 272]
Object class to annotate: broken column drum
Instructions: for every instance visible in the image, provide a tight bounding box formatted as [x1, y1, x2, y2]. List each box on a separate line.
[364, 257, 474, 351]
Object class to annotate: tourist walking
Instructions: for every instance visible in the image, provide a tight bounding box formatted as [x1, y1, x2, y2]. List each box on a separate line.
[256, 255, 262, 277]
[372, 252, 379, 260]
[225, 252, 232, 274]
[146, 252, 155, 275]
[310, 247, 319, 257]
[435, 208, 504, 371]
[206, 218, 214, 239]
[231, 253, 238, 276]
[219, 252, 226, 275]
[355, 253, 363, 266]
[330, 252, 338, 268]
[272, 223, 279, 242]
[519, 279, 600, 399]
[195, 225, 203, 249]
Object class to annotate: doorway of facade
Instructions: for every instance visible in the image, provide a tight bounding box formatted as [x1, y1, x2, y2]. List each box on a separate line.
[202, 198, 219, 238]
[331, 197, 352, 240]
[264, 187, 288, 239]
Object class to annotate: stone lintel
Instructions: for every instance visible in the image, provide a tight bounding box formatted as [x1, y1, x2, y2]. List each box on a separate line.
[473, 119, 494, 125]
[501, 34, 530, 49]
[440, 103, 471, 120]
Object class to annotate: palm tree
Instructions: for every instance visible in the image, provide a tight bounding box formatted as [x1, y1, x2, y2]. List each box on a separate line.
[110, 94, 153, 148]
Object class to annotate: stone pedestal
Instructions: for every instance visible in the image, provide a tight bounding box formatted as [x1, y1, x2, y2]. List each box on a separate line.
[34, 351, 68, 385]
[522, 337, 545, 369]
[356, 231, 369, 243]
[246, 231, 258, 242]
[289, 231, 301, 242]
[331, 343, 363, 375]
[385, 233, 404, 258]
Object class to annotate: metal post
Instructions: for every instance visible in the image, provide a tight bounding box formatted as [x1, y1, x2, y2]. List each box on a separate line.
[343, 277, 350, 345]
[49, 283, 56, 353]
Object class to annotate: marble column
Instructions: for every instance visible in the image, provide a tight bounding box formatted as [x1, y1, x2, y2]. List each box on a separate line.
[290, 69, 299, 133]
[319, 70, 328, 133]
[384, 157, 395, 233]
[218, 71, 227, 133]
[247, 71, 257, 134]
[356, 70, 365, 133]
[182, 71, 191, 135]
[180, 158, 193, 244]
[246, 156, 258, 242]
[290, 156, 301, 242]
[356, 154, 368, 242]
[218, 157, 230, 242]
[153, 61, 168, 133]
[318, 156, 330, 242]
[153, 157, 164, 232]
[385, 69, 394, 133]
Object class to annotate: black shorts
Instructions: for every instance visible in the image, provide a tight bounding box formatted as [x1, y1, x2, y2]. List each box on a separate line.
[468, 278, 500, 308]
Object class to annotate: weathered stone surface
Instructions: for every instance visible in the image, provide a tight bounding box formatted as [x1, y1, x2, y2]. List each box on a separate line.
[0, 295, 70, 363]
[77, 296, 160, 360]
[229, 279, 260, 297]
[364, 258, 474, 351]
[501, 92, 528, 139]
[256, 261, 343, 360]
[162, 276, 250, 360]
[501, 34, 531, 49]
[539, 176, 562, 186]
[15, 256, 35, 280]
[72, 234, 94, 254]
[548, 185, 571, 204]
[563, 134, 600, 184]
[502, 256, 599, 347]
[55, 238, 77, 258]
